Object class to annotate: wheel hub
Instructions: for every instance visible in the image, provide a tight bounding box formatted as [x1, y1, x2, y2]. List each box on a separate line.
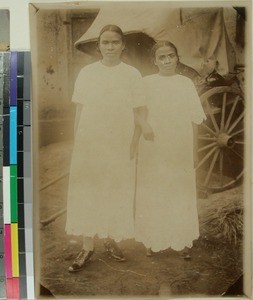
[217, 133, 235, 148]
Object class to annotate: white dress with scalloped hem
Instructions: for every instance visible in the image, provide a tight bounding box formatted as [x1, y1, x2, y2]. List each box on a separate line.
[135, 74, 206, 252]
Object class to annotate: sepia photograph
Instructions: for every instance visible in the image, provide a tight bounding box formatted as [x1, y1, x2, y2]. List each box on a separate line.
[29, 1, 251, 298]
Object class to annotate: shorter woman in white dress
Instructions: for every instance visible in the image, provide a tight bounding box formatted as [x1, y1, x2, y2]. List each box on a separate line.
[134, 41, 206, 257]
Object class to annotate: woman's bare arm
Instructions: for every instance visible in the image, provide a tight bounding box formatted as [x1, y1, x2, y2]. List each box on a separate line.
[135, 106, 154, 141]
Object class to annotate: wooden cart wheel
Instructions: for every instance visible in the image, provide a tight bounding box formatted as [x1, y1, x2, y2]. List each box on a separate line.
[197, 86, 244, 192]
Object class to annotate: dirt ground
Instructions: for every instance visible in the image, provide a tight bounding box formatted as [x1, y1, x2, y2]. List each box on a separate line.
[38, 142, 243, 298]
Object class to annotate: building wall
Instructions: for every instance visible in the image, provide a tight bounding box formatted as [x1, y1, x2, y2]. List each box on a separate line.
[35, 9, 98, 145]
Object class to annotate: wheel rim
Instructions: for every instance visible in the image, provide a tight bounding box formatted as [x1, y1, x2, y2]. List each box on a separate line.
[197, 86, 244, 192]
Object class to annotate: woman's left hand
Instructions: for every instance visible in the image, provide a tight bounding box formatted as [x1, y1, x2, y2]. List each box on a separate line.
[142, 123, 155, 141]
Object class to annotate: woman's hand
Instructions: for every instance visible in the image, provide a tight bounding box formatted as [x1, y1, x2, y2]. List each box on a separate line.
[133, 106, 154, 142]
[142, 123, 155, 141]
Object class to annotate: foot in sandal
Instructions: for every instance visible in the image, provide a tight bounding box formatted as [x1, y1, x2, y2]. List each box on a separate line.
[68, 249, 94, 272]
[104, 239, 126, 262]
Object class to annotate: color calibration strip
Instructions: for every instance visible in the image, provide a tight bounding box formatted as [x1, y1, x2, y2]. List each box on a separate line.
[17, 52, 34, 300]
[0, 51, 10, 300]
[0, 52, 34, 299]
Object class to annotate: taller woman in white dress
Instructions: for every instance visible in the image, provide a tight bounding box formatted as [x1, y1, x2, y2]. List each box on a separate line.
[65, 25, 148, 272]
[134, 41, 206, 256]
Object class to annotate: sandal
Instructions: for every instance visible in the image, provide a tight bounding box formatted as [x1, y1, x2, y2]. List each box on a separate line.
[68, 250, 94, 272]
[104, 240, 126, 262]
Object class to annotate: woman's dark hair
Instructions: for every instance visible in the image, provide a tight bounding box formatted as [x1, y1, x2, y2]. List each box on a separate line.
[98, 24, 125, 44]
[151, 41, 179, 60]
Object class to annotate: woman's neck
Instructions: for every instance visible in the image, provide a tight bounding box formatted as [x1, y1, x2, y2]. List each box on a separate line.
[101, 58, 121, 67]
[158, 70, 176, 77]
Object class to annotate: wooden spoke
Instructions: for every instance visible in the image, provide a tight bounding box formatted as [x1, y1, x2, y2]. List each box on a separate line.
[230, 148, 244, 160]
[205, 101, 220, 133]
[219, 150, 224, 187]
[215, 170, 244, 191]
[225, 98, 241, 107]
[220, 92, 227, 131]
[204, 149, 220, 186]
[198, 87, 244, 192]
[198, 142, 217, 153]
[224, 95, 239, 131]
[235, 141, 244, 145]
[198, 136, 217, 141]
[227, 111, 244, 134]
[200, 123, 217, 136]
[197, 146, 218, 169]
[231, 129, 244, 137]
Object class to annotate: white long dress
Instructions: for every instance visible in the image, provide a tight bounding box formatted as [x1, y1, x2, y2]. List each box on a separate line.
[65, 61, 144, 242]
[135, 74, 206, 252]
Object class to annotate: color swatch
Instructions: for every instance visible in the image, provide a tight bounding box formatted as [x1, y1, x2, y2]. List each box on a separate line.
[0, 52, 34, 299]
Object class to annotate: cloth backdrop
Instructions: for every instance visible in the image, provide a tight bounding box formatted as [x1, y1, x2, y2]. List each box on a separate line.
[75, 4, 236, 76]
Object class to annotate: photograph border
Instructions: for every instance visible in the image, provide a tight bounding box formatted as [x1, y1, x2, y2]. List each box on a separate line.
[29, 1, 252, 298]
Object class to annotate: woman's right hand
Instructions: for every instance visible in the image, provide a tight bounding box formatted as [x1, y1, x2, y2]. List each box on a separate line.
[142, 123, 155, 141]
[133, 106, 154, 141]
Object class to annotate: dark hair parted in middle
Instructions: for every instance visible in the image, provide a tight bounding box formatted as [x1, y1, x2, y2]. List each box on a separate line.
[151, 41, 179, 60]
[98, 24, 126, 44]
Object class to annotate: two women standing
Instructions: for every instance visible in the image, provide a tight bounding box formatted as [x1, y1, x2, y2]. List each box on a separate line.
[65, 25, 205, 272]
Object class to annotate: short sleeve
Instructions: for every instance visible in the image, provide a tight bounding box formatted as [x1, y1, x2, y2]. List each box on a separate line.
[71, 68, 87, 105]
[187, 80, 206, 124]
[131, 71, 147, 108]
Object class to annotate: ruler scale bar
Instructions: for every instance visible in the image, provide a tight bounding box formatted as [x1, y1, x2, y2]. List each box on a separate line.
[23, 52, 34, 300]
[17, 52, 32, 299]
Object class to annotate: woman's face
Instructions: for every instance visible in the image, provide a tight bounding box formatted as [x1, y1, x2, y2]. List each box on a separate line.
[98, 31, 125, 64]
[154, 46, 178, 75]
